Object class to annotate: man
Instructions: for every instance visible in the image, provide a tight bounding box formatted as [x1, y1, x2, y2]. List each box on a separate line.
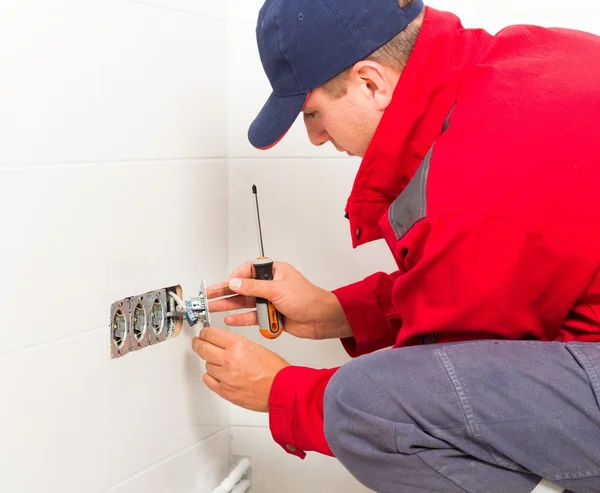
[192, 0, 600, 491]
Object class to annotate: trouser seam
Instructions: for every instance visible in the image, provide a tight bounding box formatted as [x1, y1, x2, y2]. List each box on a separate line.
[434, 347, 512, 468]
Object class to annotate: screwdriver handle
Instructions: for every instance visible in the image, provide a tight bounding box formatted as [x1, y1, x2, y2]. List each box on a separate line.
[253, 257, 284, 339]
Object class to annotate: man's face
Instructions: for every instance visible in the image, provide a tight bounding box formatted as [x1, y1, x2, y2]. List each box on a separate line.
[301, 85, 383, 158]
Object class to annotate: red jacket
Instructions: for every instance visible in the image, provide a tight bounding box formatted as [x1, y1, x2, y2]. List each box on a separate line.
[268, 6, 600, 458]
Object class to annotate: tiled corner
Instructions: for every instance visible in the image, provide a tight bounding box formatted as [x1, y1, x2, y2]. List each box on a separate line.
[0, 330, 106, 493]
[0, 165, 103, 356]
[0, 0, 103, 165]
[231, 426, 371, 493]
[107, 429, 230, 493]
[103, 1, 226, 162]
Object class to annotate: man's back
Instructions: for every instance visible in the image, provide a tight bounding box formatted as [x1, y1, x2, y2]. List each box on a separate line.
[453, 21, 600, 340]
[368, 9, 600, 345]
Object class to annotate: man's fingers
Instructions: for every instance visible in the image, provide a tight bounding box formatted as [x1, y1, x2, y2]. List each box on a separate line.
[208, 295, 256, 313]
[227, 277, 280, 301]
[203, 373, 221, 394]
[205, 362, 225, 382]
[224, 311, 259, 327]
[199, 326, 239, 349]
[192, 337, 225, 365]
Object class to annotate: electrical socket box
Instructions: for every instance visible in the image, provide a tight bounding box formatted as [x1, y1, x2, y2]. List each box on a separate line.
[110, 284, 184, 359]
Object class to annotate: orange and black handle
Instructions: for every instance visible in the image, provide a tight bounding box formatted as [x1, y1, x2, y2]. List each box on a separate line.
[253, 256, 284, 339]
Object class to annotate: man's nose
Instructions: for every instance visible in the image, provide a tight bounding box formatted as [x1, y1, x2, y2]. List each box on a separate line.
[305, 121, 329, 147]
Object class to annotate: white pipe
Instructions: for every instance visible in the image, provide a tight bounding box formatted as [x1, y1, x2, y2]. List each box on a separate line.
[530, 479, 564, 493]
[209, 458, 251, 493]
[230, 479, 251, 493]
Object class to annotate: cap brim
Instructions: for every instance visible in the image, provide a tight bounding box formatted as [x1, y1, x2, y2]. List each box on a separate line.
[248, 91, 310, 150]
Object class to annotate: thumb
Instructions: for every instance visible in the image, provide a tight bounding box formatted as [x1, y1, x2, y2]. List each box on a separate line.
[228, 277, 278, 299]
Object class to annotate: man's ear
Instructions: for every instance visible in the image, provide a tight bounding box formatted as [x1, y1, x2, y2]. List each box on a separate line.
[348, 60, 397, 111]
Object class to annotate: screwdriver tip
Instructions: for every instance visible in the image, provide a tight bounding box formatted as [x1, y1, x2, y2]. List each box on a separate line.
[252, 184, 257, 194]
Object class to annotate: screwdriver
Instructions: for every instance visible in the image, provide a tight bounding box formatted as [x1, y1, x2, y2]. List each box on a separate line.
[252, 184, 284, 339]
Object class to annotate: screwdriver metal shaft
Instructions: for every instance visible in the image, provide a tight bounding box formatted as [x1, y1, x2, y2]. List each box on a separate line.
[252, 184, 265, 258]
[251, 185, 284, 339]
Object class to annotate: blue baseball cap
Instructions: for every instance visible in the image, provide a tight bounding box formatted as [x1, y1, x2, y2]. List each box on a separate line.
[248, 0, 424, 150]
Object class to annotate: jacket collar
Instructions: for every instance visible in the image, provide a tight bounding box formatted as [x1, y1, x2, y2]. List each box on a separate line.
[344, 7, 480, 247]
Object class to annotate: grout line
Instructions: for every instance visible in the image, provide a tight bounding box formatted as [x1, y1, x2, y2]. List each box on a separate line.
[0, 161, 103, 170]
[0, 156, 353, 170]
[0, 326, 105, 359]
[0, 157, 227, 170]
[101, 162, 110, 490]
[103, 157, 227, 165]
[122, 0, 226, 21]
[105, 428, 229, 491]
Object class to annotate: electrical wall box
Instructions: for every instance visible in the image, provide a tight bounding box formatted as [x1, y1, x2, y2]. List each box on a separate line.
[110, 284, 184, 359]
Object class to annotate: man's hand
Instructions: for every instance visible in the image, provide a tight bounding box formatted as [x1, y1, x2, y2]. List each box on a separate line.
[192, 326, 289, 412]
[207, 260, 353, 340]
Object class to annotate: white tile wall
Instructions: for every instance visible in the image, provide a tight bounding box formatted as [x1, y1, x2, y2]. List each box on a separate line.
[0, 165, 104, 355]
[0, 330, 106, 493]
[103, 1, 227, 161]
[1, 0, 230, 492]
[0, 0, 103, 165]
[107, 430, 230, 493]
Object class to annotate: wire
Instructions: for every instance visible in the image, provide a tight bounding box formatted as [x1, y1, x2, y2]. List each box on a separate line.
[168, 291, 186, 309]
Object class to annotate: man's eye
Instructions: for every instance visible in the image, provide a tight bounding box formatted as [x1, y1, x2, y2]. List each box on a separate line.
[304, 112, 317, 119]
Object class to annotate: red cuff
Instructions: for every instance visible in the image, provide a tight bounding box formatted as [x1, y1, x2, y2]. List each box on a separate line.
[268, 365, 339, 458]
[333, 280, 399, 357]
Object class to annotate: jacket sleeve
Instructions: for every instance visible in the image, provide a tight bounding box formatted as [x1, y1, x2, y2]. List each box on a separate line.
[267, 272, 403, 458]
[332, 271, 403, 357]
[268, 365, 338, 458]
[388, 213, 596, 346]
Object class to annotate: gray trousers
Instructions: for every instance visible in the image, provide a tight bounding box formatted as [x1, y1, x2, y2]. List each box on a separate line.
[323, 341, 600, 493]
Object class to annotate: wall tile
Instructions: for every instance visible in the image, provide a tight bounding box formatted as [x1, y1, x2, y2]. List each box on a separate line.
[231, 426, 371, 493]
[103, 159, 228, 309]
[103, 158, 230, 485]
[107, 429, 230, 493]
[103, 1, 226, 161]
[106, 334, 229, 486]
[0, 165, 103, 355]
[0, 330, 106, 493]
[0, 0, 103, 165]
